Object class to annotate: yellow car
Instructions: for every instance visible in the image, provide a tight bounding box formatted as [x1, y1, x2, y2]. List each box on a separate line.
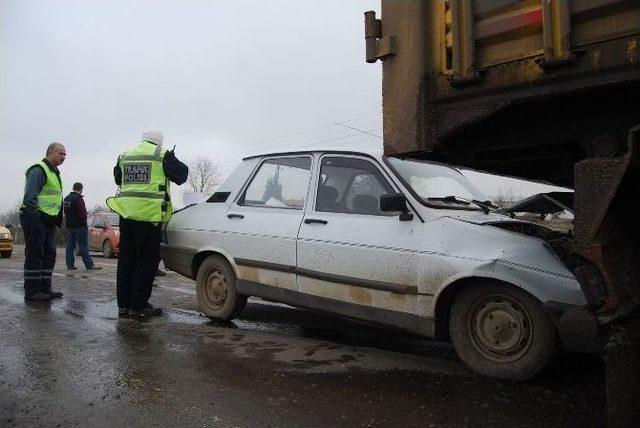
[0, 225, 13, 258]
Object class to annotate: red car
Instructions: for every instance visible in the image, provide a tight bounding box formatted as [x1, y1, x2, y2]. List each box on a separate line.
[88, 212, 120, 258]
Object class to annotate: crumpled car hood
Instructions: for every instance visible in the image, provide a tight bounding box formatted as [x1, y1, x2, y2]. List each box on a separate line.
[435, 215, 574, 279]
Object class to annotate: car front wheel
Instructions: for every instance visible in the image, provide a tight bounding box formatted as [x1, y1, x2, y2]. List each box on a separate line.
[0, 250, 11, 258]
[449, 282, 556, 381]
[196, 255, 247, 320]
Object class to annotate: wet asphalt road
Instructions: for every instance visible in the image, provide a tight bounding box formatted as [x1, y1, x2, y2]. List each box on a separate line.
[1, 245, 605, 427]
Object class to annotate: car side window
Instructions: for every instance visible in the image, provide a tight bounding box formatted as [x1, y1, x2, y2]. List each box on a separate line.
[106, 214, 119, 227]
[94, 216, 105, 228]
[87, 216, 95, 227]
[240, 157, 312, 210]
[316, 157, 396, 216]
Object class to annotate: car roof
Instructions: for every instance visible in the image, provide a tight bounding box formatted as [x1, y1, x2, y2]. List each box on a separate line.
[242, 147, 383, 160]
[242, 148, 471, 175]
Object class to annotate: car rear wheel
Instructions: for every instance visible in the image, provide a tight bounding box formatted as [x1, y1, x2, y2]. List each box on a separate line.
[449, 282, 556, 381]
[196, 255, 247, 320]
[0, 250, 11, 258]
[102, 240, 114, 258]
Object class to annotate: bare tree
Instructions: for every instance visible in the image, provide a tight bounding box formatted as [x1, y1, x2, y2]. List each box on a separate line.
[187, 155, 221, 194]
[0, 203, 21, 228]
[492, 189, 518, 209]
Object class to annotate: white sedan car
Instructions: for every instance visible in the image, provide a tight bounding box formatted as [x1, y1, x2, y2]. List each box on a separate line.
[162, 149, 593, 380]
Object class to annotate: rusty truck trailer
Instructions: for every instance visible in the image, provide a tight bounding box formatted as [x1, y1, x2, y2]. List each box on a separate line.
[366, 0, 639, 178]
[365, 1, 639, 425]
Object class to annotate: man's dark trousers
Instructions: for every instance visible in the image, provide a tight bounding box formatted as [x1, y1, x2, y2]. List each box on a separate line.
[116, 217, 162, 310]
[20, 211, 57, 296]
[65, 226, 94, 268]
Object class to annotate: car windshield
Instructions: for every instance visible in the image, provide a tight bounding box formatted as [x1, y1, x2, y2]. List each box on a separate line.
[106, 214, 119, 226]
[386, 157, 487, 209]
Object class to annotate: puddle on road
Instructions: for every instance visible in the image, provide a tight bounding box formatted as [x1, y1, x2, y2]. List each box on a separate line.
[2, 272, 460, 376]
[2, 278, 456, 365]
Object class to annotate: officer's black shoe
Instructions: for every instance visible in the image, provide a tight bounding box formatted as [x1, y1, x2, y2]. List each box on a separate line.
[118, 307, 129, 317]
[48, 291, 64, 299]
[145, 304, 162, 315]
[67, 266, 78, 270]
[129, 304, 163, 318]
[24, 293, 52, 302]
[87, 266, 103, 270]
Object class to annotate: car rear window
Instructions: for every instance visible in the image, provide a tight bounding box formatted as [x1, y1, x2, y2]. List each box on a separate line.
[240, 157, 312, 209]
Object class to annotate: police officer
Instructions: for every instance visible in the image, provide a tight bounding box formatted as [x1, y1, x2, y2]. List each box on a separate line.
[20, 142, 66, 301]
[107, 129, 188, 318]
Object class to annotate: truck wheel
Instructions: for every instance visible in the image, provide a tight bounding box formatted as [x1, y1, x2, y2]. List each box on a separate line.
[196, 255, 247, 320]
[449, 282, 556, 381]
[0, 250, 11, 258]
[102, 240, 114, 258]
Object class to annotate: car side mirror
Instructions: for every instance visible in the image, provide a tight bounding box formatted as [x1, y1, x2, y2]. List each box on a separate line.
[380, 193, 414, 221]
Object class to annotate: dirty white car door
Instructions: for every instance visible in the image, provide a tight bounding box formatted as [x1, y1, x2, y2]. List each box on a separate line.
[296, 155, 430, 333]
[225, 156, 312, 292]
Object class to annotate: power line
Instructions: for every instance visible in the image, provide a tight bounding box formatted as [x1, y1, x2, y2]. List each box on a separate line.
[334, 122, 382, 139]
[220, 123, 382, 157]
[207, 113, 382, 157]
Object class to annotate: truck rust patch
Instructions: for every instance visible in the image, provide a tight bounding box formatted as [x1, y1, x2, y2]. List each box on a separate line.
[627, 39, 638, 64]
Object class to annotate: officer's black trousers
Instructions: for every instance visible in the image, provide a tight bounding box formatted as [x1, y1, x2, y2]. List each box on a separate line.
[20, 212, 57, 296]
[116, 218, 162, 310]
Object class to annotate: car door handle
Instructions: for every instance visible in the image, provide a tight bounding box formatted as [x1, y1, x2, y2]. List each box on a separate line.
[304, 218, 327, 225]
[227, 213, 244, 219]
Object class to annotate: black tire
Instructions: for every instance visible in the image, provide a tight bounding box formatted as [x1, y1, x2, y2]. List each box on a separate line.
[0, 250, 11, 258]
[102, 240, 114, 258]
[196, 255, 247, 320]
[449, 282, 556, 381]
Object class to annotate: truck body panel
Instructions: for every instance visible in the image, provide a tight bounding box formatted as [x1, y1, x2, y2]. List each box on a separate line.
[366, 1, 639, 423]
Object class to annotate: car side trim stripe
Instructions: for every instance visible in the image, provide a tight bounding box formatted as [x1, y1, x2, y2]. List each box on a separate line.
[234, 258, 296, 273]
[234, 258, 419, 295]
[295, 267, 418, 295]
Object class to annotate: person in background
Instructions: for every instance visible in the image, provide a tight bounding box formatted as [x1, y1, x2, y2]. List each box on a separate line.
[106, 128, 188, 318]
[20, 142, 66, 301]
[63, 182, 102, 271]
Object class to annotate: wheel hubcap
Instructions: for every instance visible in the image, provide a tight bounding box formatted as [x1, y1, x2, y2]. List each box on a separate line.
[468, 295, 533, 362]
[205, 269, 228, 308]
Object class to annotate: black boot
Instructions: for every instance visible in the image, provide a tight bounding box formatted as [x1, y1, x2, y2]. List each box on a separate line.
[25, 292, 52, 302]
[129, 304, 163, 318]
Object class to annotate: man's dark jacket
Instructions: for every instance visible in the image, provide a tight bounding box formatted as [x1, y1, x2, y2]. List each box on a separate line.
[63, 192, 87, 228]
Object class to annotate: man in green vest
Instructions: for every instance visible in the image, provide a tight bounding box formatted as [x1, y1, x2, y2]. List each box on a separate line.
[106, 128, 188, 318]
[20, 142, 66, 301]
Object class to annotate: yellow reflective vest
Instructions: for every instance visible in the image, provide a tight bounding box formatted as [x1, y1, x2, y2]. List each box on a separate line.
[21, 160, 63, 216]
[106, 141, 172, 223]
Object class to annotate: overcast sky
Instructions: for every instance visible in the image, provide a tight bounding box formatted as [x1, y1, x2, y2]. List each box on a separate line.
[0, 0, 565, 214]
